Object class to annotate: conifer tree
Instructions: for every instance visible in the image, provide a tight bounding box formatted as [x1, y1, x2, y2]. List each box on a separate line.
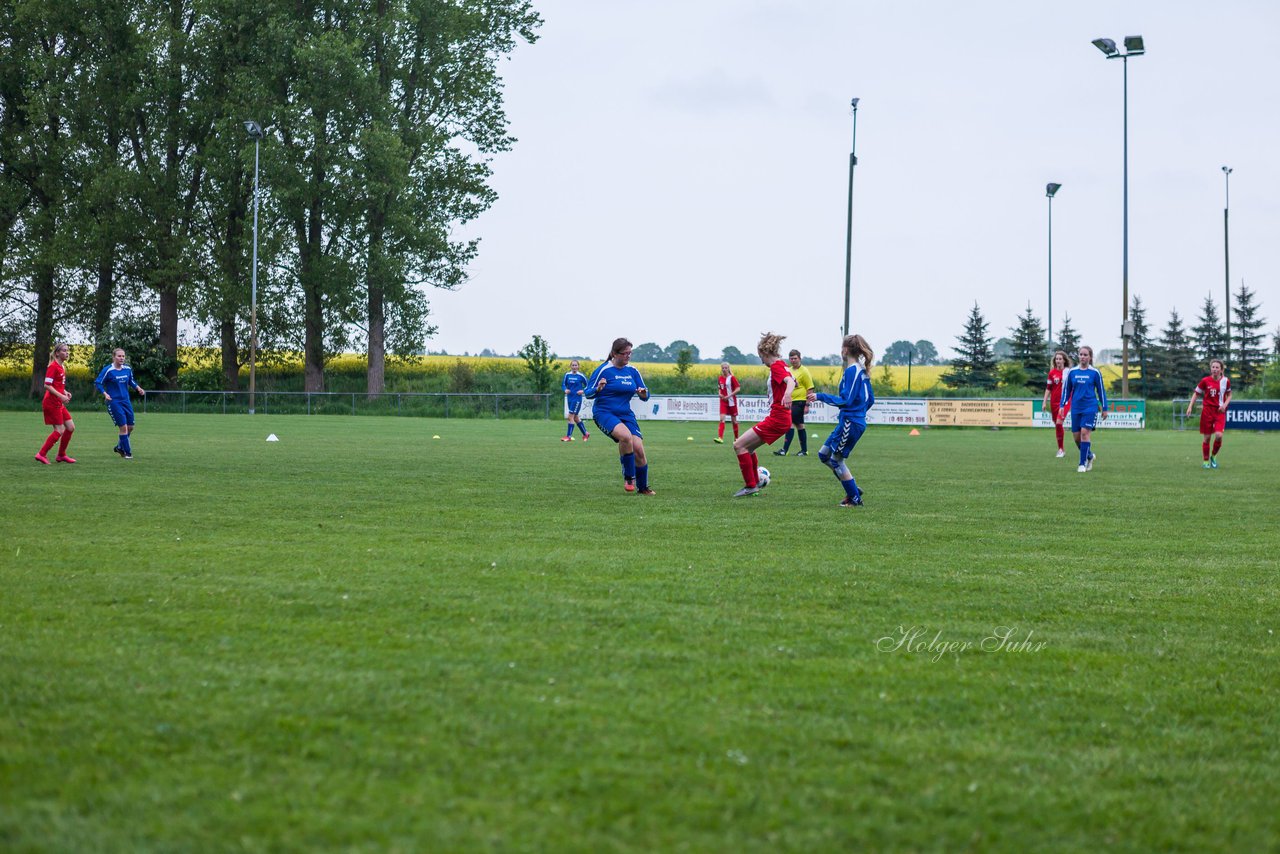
[942, 303, 997, 389]
[1056, 314, 1081, 364]
[1192, 295, 1229, 371]
[1231, 284, 1268, 388]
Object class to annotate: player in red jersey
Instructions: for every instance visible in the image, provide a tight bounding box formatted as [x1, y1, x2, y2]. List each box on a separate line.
[731, 332, 795, 497]
[36, 342, 76, 464]
[1041, 350, 1072, 457]
[714, 361, 741, 444]
[1186, 358, 1232, 468]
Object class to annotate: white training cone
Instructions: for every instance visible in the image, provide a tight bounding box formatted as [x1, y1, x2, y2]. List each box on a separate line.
[432, 435, 441, 439]
[266, 434, 279, 442]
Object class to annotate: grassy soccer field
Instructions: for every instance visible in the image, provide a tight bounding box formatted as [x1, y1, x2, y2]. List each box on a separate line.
[2, 412, 1277, 852]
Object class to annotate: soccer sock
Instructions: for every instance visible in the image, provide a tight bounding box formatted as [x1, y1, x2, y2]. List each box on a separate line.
[121, 433, 132, 455]
[39, 431, 58, 456]
[1202, 440, 1211, 461]
[578, 422, 588, 436]
[732, 423, 739, 439]
[799, 428, 808, 454]
[1212, 437, 1222, 456]
[842, 476, 859, 500]
[718, 422, 725, 439]
[1055, 424, 1065, 450]
[1079, 441, 1090, 467]
[565, 423, 574, 438]
[782, 428, 793, 452]
[620, 452, 636, 480]
[58, 427, 73, 455]
[749, 452, 759, 476]
[636, 464, 648, 491]
[737, 452, 757, 487]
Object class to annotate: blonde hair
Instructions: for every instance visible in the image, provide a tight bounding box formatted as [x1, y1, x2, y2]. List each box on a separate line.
[842, 334, 874, 368]
[757, 332, 786, 360]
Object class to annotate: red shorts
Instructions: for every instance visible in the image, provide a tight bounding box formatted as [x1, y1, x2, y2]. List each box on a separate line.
[1052, 400, 1070, 422]
[1200, 410, 1226, 435]
[751, 408, 792, 445]
[42, 398, 70, 426]
[720, 400, 738, 416]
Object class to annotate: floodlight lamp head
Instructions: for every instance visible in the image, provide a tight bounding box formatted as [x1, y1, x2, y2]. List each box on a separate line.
[1092, 38, 1118, 56]
[1222, 165, 1232, 175]
[243, 120, 264, 139]
[1046, 182, 1062, 198]
[1123, 35, 1145, 55]
[850, 97, 860, 110]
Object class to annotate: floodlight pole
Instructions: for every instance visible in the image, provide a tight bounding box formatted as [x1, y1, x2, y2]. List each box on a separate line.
[1223, 166, 1232, 361]
[245, 121, 264, 415]
[842, 98, 859, 338]
[1095, 38, 1144, 398]
[1046, 183, 1061, 349]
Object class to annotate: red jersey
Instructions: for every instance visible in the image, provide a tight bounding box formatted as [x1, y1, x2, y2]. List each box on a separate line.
[1045, 368, 1064, 408]
[44, 360, 66, 402]
[1196, 375, 1231, 413]
[718, 374, 740, 406]
[766, 359, 793, 411]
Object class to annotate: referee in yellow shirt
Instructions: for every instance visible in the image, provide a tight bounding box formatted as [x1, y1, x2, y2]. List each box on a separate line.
[775, 349, 815, 456]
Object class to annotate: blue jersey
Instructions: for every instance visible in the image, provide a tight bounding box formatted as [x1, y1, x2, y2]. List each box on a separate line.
[95, 364, 140, 403]
[815, 363, 875, 421]
[562, 370, 588, 396]
[585, 363, 646, 416]
[1061, 366, 1107, 415]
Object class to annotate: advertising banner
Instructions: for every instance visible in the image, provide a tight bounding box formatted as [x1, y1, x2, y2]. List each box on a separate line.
[568, 396, 1146, 428]
[1031, 399, 1146, 429]
[1224, 400, 1280, 431]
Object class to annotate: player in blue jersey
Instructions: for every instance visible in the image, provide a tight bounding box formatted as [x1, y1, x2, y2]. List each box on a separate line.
[808, 334, 875, 507]
[585, 337, 654, 495]
[560, 359, 590, 442]
[94, 348, 146, 459]
[1057, 344, 1107, 473]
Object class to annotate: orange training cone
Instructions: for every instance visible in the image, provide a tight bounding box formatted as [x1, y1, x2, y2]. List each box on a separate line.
[908, 428, 920, 436]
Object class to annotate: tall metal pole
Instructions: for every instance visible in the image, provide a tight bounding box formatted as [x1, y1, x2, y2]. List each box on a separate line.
[1223, 166, 1232, 362]
[1120, 54, 1130, 398]
[249, 136, 260, 415]
[842, 98, 859, 338]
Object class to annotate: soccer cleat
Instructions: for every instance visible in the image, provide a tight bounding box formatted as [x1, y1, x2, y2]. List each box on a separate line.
[55, 455, 77, 464]
[773, 449, 787, 456]
[1077, 465, 1087, 473]
[624, 479, 636, 493]
[839, 495, 865, 507]
[636, 487, 656, 496]
[1056, 449, 1066, 458]
[124, 454, 133, 460]
[796, 451, 807, 457]
[713, 437, 724, 444]
[1210, 457, 1219, 469]
[560, 436, 572, 442]
[1203, 461, 1212, 469]
[35, 453, 50, 465]
[582, 432, 589, 442]
[1086, 453, 1095, 472]
[732, 486, 761, 498]
[113, 446, 125, 457]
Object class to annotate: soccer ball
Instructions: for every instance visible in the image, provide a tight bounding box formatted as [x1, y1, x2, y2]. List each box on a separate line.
[757, 466, 771, 487]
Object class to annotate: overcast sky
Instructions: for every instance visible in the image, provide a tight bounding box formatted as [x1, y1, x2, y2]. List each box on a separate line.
[430, 0, 1279, 362]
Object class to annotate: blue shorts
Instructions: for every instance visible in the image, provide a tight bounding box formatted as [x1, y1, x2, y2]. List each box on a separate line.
[108, 400, 135, 428]
[1070, 411, 1098, 433]
[824, 418, 865, 458]
[567, 396, 583, 415]
[593, 409, 641, 442]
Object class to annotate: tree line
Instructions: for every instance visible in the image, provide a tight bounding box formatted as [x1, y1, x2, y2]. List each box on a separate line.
[0, 0, 540, 395]
[943, 285, 1276, 397]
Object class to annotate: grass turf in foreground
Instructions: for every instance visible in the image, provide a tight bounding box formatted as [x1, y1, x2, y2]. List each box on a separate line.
[1, 413, 1278, 852]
